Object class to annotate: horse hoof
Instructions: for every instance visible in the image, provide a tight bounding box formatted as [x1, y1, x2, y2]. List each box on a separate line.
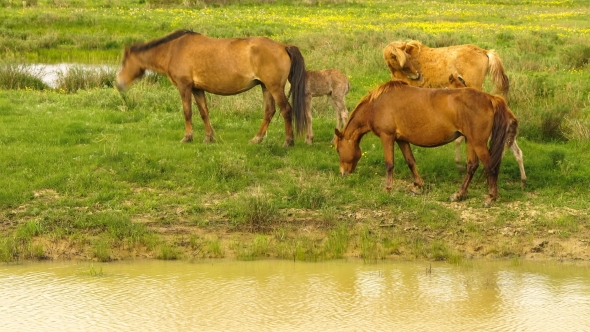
[482, 195, 496, 208]
[180, 136, 193, 143]
[408, 185, 421, 195]
[520, 179, 526, 189]
[283, 140, 294, 147]
[249, 137, 263, 144]
[203, 137, 215, 144]
[449, 193, 463, 202]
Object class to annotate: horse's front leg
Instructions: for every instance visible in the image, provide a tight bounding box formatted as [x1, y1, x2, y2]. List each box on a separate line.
[178, 85, 194, 143]
[192, 89, 215, 143]
[250, 85, 278, 145]
[380, 135, 396, 191]
[396, 140, 424, 194]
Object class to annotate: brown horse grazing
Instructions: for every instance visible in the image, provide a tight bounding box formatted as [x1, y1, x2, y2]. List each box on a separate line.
[383, 40, 510, 96]
[116, 30, 307, 147]
[334, 80, 518, 207]
[304, 69, 350, 144]
[448, 74, 526, 188]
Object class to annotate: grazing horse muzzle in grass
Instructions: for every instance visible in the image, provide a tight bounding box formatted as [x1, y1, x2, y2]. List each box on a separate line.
[334, 80, 519, 207]
[116, 29, 307, 146]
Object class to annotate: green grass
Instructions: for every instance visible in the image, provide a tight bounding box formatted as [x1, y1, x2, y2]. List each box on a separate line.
[1, 0, 589, 263]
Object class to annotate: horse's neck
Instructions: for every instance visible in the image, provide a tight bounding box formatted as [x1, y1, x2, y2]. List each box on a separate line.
[343, 113, 371, 142]
[137, 45, 172, 74]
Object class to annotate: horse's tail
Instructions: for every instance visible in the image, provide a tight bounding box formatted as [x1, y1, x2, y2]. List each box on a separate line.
[487, 50, 510, 97]
[286, 45, 307, 135]
[489, 95, 518, 174]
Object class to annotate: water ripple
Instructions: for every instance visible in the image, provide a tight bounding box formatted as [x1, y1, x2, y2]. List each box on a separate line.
[1, 260, 589, 331]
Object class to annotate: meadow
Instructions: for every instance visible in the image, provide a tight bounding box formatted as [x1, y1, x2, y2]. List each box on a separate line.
[1, 0, 589, 263]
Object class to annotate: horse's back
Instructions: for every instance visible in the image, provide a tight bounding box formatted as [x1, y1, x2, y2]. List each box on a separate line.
[412, 44, 489, 89]
[306, 69, 348, 96]
[168, 34, 292, 93]
[370, 84, 496, 146]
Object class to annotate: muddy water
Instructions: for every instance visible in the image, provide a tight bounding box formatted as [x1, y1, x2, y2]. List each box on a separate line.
[1, 260, 589, 331]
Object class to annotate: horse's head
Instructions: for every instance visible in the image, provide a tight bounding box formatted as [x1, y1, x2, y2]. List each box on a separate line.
[334, 128, 361, 176]
[115, 47, 145, 91]
[383, 42, 421, 81]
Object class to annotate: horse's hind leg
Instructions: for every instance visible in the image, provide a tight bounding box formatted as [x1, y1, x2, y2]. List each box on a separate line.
[329, 93, 348, 132]
[509, 140, 526, 188]
[250, 85, 277, 145]
[454, 136, 466, 171]
[192, 89, 215, 143]
[266, 86, 295, 147]
[396, 140, 424, 194]
[304, 91, 313, 145]
[450, 143, 481, 203]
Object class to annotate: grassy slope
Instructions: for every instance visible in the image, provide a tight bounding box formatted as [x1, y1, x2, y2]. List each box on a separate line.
[1, 0, 589, 263]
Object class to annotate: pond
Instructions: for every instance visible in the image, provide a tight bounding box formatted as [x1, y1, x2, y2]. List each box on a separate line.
[1, 259, 589, 331]
[27, 64, 115, 88]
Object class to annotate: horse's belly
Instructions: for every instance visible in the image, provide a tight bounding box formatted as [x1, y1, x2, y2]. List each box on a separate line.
[193, 75, 258, 95]
[399, 130, 462, 148]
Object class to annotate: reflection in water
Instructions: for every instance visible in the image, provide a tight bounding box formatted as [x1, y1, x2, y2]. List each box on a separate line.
[1, 260, 589, 331]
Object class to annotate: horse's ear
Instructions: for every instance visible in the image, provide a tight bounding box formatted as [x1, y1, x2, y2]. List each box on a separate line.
[334, 128, 343, 139]
[122, 46, 131, 60]
[405, 43, 418, 55]
[389, 48, 406, 67]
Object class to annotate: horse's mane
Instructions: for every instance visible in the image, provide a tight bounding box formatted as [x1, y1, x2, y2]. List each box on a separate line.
[369, 80, 408, 101]
[130, 30, 199, 53]
[343, 80, 408, 130]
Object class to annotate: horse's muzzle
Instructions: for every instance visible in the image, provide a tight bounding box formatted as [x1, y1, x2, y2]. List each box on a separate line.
[115, 77, 126, 92]
[409, 72, 421, 81]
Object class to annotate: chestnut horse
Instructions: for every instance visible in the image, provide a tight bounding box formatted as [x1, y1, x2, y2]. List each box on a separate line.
[334, 80, 518, 207]
[116, 30, 307, 147]
[448, 74, 526, 188]
[304, 68, 350, 144]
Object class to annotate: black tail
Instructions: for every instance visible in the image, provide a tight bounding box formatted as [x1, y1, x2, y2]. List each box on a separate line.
[286, 45, 307, 135]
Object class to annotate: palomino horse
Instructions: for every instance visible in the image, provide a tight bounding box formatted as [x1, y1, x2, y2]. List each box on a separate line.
[448, 74, 526, 188]
[303, 69, 350, 143]
[334, 80, 518, 207]
[383, 40, 510, 96]
[116, 30, 307, 147]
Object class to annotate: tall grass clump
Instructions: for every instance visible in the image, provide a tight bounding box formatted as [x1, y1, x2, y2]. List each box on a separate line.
[231, 195, 279, 232]
[322, 222, 349, 259]
[55, 65, 116, 92]
[0, 62, 48, 90]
